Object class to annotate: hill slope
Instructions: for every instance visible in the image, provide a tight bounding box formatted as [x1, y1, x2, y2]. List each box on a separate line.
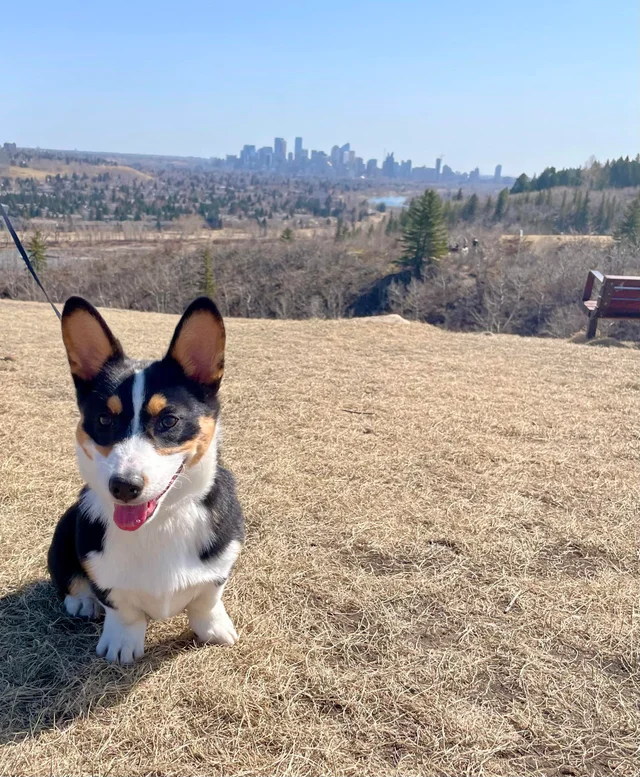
[0, 301, 637, 776]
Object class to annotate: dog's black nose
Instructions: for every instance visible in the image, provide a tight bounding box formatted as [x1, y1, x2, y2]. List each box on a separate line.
[109, 474, 144, 503]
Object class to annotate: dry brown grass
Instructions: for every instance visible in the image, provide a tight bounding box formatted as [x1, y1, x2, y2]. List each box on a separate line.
[501, 234, 615, 250]
[6, 163, 152, 181]
[0, 300, 638, 776]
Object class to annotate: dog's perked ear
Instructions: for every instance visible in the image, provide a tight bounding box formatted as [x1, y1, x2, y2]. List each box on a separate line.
[166, 297, 226, 392]
[61, 297, 124, 382]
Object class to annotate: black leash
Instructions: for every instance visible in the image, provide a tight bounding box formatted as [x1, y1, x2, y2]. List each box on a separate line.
[0, 201, 62, 320]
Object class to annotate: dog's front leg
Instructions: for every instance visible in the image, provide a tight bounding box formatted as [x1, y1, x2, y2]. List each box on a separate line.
[96, 604, 147, 664]
[187, 583, 238, 646]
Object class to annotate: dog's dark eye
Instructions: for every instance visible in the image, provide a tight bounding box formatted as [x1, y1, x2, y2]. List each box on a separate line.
[98, 413, 112, 427]
[161, 415, 179, 430]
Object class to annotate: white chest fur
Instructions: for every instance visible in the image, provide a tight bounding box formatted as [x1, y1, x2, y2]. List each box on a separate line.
[81, 489, 241, 618]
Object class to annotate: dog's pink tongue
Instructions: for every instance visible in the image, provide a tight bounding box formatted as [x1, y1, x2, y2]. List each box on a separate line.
[113, 503, 148, 531]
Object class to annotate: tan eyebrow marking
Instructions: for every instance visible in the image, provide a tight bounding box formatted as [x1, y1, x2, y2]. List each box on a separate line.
[107, 395, 123, 415]
[76, 421, 94, 460]
[147, 393, 168, 416]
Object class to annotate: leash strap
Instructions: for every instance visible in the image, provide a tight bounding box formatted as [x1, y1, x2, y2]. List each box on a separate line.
[0, 201, 62, 320]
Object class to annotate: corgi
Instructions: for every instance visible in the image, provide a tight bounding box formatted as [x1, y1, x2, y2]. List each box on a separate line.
[48, 296, 244, 664]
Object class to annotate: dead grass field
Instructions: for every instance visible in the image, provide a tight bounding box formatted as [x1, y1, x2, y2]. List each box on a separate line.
[0, 300, 638, 776]
[6, 163, 152, 181]
[501, 234, 615, 250]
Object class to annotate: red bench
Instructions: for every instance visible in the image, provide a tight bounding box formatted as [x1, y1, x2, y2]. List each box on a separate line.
[582, 271, 640, 339]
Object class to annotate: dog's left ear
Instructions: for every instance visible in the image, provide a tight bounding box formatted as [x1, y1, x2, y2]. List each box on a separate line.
[166, 297, 225, 390]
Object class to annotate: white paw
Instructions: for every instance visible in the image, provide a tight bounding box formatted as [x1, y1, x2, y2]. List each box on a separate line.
[191, 603, 238, 647]
[96, 613, 146, 664]
[64, 593, 101, 620]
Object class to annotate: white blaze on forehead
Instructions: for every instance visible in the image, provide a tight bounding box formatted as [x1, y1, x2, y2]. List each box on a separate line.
[131, 369, 146, 435]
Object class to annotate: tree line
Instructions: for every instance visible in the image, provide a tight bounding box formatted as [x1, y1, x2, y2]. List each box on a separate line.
[512, 155, 640, 193]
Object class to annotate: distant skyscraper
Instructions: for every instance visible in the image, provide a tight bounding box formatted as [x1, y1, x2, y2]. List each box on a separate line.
[274, 138, 286, 164]
[382, 152, 395, 178]
[400, 159, 412, 177]
[494, 164, 502, 182]
[435, 157, 442, 181]
[366, 159, 378, 177]
[294, 137, 303, 159]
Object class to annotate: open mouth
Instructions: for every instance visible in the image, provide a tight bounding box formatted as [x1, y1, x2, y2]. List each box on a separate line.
[113, 462, 184, 532]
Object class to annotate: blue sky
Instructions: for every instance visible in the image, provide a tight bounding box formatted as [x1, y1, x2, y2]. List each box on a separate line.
[2, 0, 637, 175]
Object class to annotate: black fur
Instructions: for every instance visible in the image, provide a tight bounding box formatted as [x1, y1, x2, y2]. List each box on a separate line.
[47, 488, 112, 606]
[199, 467, 245, 564]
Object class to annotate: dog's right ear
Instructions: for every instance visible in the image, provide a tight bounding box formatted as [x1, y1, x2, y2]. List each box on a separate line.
[61, 297, 124, 382]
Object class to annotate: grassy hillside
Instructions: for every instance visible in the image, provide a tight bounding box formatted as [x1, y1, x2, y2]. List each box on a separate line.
[0, 301, 637, 776]
[6, 161, 152, 181]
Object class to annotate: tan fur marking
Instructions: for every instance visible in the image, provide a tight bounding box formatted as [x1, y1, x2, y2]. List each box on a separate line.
[189, 416, 216, 467]
[68, 576, 86, 597]
[171, 311, 225, 384]
[76, 421, 94, 461]
[95, 443, 114, 458]
[147, 393, 167, 416]
[107, 395, 123, 414]
[62, 309, 116, 381]
[155, 416, 216, 467]
[155, 439, 199, 458]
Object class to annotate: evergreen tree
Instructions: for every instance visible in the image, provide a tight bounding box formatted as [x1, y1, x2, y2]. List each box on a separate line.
[511, 173, 530, 194]
[385, 212, 397, 234]
[454, 188, 464, 201]
[615, 195, 640, 247]
[461, 193, 479, 222]
[575, 191, 590, 232]
[557, 191, 568, 231]
[594, 194, 607, 234]
[280, 227, 294, 242]
[200, 247, 216, 298]
[494, 188, 509, 221]
[27, 229, 47, 273]
[396, 190, 448, 278]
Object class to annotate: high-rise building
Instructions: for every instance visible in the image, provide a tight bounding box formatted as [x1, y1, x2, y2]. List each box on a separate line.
[294, 137, 303, 159]
[382, 152, 395, 178]
[494, 164, 502, 182]
[257, 147, 273, 168]
[274, 138, 286, 164]
[470, 167, 480, 182]
[240, 145, 256, 167]
[366, 159, 378, 177]
[435, 157, 442, 181]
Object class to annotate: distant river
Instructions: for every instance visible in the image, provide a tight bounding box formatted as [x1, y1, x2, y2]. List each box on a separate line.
[369, 195, 407, 208]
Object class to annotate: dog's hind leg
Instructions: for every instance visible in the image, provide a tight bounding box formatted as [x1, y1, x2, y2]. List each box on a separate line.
[64, 576, 101, 620]
[49, 497, 101, 620]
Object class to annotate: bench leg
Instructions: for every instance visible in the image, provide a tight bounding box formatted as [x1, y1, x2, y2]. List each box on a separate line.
[586, 316, 598, 340]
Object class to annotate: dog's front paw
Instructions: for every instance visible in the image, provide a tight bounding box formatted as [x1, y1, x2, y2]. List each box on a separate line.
[190, 602, 238, 647]
[97, 612, 146, 664]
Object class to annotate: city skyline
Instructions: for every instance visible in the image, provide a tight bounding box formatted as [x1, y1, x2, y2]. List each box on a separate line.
[223, 135, 510, 183]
